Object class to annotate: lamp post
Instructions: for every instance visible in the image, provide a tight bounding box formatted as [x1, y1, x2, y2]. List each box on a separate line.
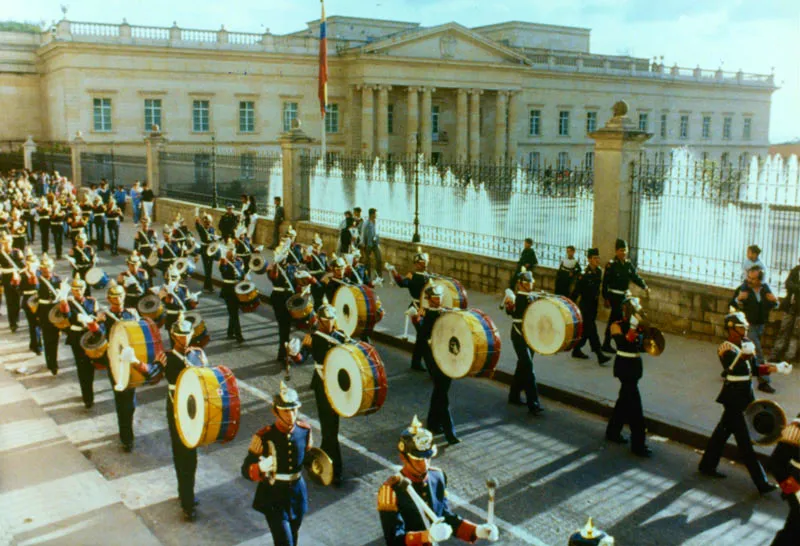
[211, 134, 218, 209]
[412, 132, 421, 243]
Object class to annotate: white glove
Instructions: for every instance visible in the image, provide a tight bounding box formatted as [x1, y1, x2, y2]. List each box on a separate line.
[124, 275, 137, 287]
[194, 207, 199, 217]
[58, 281, 70, 300]
[428, 521, 453, 542]
[120, 346, 137, 366]
[373, 277, 384, 287]
[475, 523, 499, 542]
[286, 338, 301, 357]
[741, 341, 756, 356]
[254, 245, 264, 253]
[77, 313, 92, 326]
[775, 361, 793, 375]
[405, 306, 419, 318]
[384, 262, 395, 272]
[504, 288, 515, 301]
[629, 315, 640, 329]
[257, 455, 275, 474]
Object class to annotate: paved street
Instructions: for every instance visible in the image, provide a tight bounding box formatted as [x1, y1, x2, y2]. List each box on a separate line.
[0, 228, 792, 545]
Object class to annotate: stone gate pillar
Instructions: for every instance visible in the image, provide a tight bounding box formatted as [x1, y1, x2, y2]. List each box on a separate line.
[23, 136, 37, 171]
[145, 125, 166, 196]
[279, 120, 314, 225]
[588, 100, 652, 262]
[70, 131, 85, 188]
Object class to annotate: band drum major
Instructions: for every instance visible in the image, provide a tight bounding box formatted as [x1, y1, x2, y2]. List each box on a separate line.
[430, 309, 502, 379]
[522, 295, 583, 355]
[322, 342, 388, 418]
[174, 365, 241, 449]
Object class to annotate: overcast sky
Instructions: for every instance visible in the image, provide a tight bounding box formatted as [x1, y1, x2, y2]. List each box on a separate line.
[7, 0, 799, 143]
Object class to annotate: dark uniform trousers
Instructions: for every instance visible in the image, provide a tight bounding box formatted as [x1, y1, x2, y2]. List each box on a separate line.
[220, 260, 244, 339]
[39, 306, 60, 374]
[167, 396, 197, 510]
[1, 273, 20, 329]
[770, 438, 800, 546]
[575, 306, 603, 353]
[426, 354, 456, 439]
[67, 330, 95, 407]
[602, 293, 625, 348]
[21, 291, 41, 353]
[94, 215, 106, 250]
[38, 219, 50, 254]
[201, 252, 214, 291]
[107, 218, 120, 254]
[510, 328, 540, 410]
[606, 373, 646, 450]
[311, 373, 342, 480]
[272, 291, 292, 358]
[225, 295, 242, 338]
[699, 407, 769, 486]
[104, 311, 138, 447]
[51, 222, 64, 258]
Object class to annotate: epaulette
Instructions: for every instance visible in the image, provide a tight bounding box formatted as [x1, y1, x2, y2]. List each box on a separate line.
[609, 321, 623, 335]
[779, 421, 800, 447]
[302, 333, 313, 348]
[718, 341, 740, 358]
[377, 478, 400, 512]
[249, 428, 267, 455]
[296, 421, 311, 430]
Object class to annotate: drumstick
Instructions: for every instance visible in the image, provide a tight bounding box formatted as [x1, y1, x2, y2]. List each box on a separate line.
[486, 478, 498, 525]
[402, 314, 410, 340]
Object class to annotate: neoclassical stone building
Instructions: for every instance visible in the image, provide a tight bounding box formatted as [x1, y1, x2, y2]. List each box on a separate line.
[0, 15, 776, 168]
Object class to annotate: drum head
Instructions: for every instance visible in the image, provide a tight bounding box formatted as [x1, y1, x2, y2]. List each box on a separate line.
[523, 298, 567, 355]
[175, 258, 188, 274]
[85, 267, 102, 285]
[250, 255, 265, 270]
[430, 311, 476, 379]
[323, 345, 369, 418]
[235, 282, 254, 295]
[287, 293, 309, 310]
[174, 367, 207, 449]
[108, 321, 134, 390]
[138, 294, 160, 315]
[184, 311, 201, 329]
[333, 286, 359, 337]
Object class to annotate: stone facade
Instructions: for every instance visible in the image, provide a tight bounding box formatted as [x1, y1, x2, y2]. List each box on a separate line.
[0, 16, 775, 165]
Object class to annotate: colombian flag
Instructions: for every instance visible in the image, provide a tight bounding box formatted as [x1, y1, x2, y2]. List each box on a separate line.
[318, 0, 328, 118]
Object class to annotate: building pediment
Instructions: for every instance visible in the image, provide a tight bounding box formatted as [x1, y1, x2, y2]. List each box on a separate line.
[358, 23, 529, 65]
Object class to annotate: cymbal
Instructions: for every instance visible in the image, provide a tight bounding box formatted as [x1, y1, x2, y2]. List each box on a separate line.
[643, 327, 665, 357]
[304, 447, 334, 486]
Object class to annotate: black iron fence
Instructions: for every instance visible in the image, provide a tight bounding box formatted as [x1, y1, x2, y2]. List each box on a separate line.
[0, 151, 25, 173]
[159, 148, 283, 218]
[630, 151, 800, 293]
[301, 153, 594, 267]
[81, 152, 147, 189]
[32, 150, 72, 177]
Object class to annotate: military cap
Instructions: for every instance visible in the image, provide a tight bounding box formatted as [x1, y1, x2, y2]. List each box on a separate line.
[127, 251, 142, 265]
[332, 256, 347, 269]
[724, 310, 749, 330]
[106, 280, 126, 301]
[587, 248, 599, 258]
[170, 311, 193, 338]
[424, 283, 445, 298]
[71, 274, 87, 290]
[398, 415, 437, 459]
[273, 381, 302, 410]
[40, 253, 54, 269]
[615, 239, 628, 250]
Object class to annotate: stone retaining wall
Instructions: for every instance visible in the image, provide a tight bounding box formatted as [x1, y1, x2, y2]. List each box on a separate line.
[154, 197, 784, 349]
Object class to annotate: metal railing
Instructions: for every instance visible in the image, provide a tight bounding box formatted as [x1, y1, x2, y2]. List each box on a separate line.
[301, 153, 594, 267]
[32, 150, 71, 177]
[629, 150, 800, 293]
[80, 152, 146, 189]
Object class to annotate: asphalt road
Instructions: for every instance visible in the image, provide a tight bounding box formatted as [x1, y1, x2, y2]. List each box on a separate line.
[5, 244, 790, 546]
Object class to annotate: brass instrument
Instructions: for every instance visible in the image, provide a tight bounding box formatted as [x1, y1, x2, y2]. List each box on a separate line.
[745, 399, 787, 446]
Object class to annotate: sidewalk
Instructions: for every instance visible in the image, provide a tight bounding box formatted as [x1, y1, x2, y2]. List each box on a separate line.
[0, 338, 161, 546]
[115, 221, 800, 458]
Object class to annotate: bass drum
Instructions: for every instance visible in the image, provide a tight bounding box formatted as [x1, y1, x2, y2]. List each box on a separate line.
[333, 285, 384, 338]
[249, 253, 268, 275]
[48, 305, 71, 330]
[430, 309, 501, 379]
[235, 281, 260, 313]
[421, 277, 468, 310]
[174, 365, 240, 449]
[137, 294, 166, 327]
[522, 295, 583, 355]
[322, 341, 387, 418]
[81, 330, 108, 368]
[108, 319, 165, 391]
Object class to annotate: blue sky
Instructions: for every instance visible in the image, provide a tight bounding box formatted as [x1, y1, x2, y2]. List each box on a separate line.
[7, 0, 799, 143]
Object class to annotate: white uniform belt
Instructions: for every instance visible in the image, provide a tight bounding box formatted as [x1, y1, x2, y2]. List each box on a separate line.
[39, 216, 50, 220]
[1, 268, 15, 273]
[609, 289, 627, 295]
[39, 300, 52, 304]
[725, 375, 752, 382]
[616, 350, 639, 358]
[139, 243, 152, 247]
[223, 279, 238, 284]
[272, 287, 288, 291]
[23, 290, 36, 295]
[274, 471, 302, 482]
[94, 213, 105, 217]
[70, 325, 85, 331]
[791, 459, 800, 470]
[169, 385, 176, 392]
[512, 319, 523, 323]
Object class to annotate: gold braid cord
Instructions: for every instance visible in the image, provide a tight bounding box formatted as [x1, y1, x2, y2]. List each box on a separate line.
[377, 483, 398, 512]
[779, 422, 800, 447]
[249, 434, 264, 455]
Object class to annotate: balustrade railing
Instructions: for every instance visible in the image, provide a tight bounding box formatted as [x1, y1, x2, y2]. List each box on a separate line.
[131, 26, 170, 40]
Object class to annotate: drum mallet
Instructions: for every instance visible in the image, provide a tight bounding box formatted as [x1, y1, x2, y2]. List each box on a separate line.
[486, 477, 498, 525]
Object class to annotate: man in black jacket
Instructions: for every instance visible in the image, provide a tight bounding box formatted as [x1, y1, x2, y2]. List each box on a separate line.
[731, 265, 779, 393]
[218, 204, 238, 242]
[509, 238, 538, 289]
[272, 196, 285, 249]
[771, 260, 800, 363]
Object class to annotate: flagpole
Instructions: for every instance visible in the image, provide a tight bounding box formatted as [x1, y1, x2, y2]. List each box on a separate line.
[321, 113, 327, 169]
[319, 0, 328, 170]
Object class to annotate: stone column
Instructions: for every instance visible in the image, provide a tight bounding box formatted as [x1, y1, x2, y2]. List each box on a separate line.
[419, 87, 434, 160]
[344, 85, 354, 154]
[376, 85, 391, 158]
[588, 100, 652, 262]
[456, 89, 468, 162]
[506, 91, 520, 163]
[406, 87, 419, 156]
[144, 126, 166, 196]
[494, 90, 508, 163]
[278, 120, 315, 224]
[23, 136, 36, 171]
[360, 85, 375, 157]
[70, 131, 85, 188]
[468, 89, 483, 163]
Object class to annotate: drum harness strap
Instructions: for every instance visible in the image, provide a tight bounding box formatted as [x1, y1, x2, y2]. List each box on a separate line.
[167, 350, 199, 398]
[616, 351, 640, 358]
[39, 276, 58, 303]
[608, 288, 627, 295]
[312, 330, 349, 377]
[723, 349, 751, 382]
[75, 245, 93, 266]
[310, 253, 326, 274]
[275, 264, 295, 294]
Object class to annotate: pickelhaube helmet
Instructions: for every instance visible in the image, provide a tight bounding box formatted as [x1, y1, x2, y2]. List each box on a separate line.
[76, 231, 88, 242]
[273, 381, 302, 410]
[516, 266, 533, 284]
[170, 311, 193, 339]
[317, 297, 337, 322]
[24, 247, 38, 265]
[413, 246, 429, 264]
[621, 296, 642, 318]
[424, 283, 445, 298]
[166, 266, 181, 282]
[71, 273, 87, 290]
[127, 251, 141, 265]
[0, 233, 12, 244]
[140, 215, 151, 224]
[40, 253, 54, 269]
[398, 415, 437, 459]
[106, 280, 126, 302]
[725, 309, 749, 330]
[285, 225, 297, 238]
[332, 255, 347, 269]
[162, 225, 172, 235]
[312, 233, 323, 247]
[568, 518, 615, 546]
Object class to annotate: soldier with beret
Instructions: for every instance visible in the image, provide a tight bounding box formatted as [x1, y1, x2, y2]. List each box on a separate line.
[503, 268, 544, 415]
[571, 248, 611, 365]
[388, 248, 433, 372]
[377, 416, 499, 545]
[769, 416, 800, 545]
[698, 311, 788, 493]
[601, 239, 649, 354]
[241, 382, 313, 546]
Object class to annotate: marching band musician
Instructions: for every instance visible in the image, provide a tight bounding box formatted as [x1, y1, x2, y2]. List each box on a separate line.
[171, 213, 188, 249]
[287, 301, 345, 486]
[160, 266, 196, 332]
[304, 233, 328, 306]
[0, 209, 9, 236]
[347, 250, 371, 286]
[601, 239, 649, 354]
[50, 202, 66, 260]
[389, 248, 433, 372]
[117, 252, 150, 310]
[268, 244, 297, 361]
[219, 241, 245, 343]
[321, 256, 352, 304]
[67, 204, 87, 246]
[604, 296, 654, 457]
[37, 196, 51, 254]
[21, 197, 36, 245]
[79, 193, 94, 243]
[157, 313, 209, 522]
[235, 225, 254, 275]
[570, 248, 611, 365]
[377, 416, 499, 546]
[106, 198, 122, 256]
[219, 203, 238, 241]
[281, 226, 303, 265]
[241, 381, 313, 546]
[92, 195, 106, 251]
[158, 226, 182, 273]
[36, 254, 62, 375]
[59, 274, 100, 409]
[95, 281, 143, 452]
[69, 231, 96, 295]
[412, 284, 461, 445]
[698, 311, 789, 492]
[1, 233, 24, 332]
[503, 268, 544, 415]
[770, 416, 800, 544]
[10, 208, 27, 251]
[134, 216, 158, 279]
[16, 249, 42, 355]
[195, 212, 217, 293]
